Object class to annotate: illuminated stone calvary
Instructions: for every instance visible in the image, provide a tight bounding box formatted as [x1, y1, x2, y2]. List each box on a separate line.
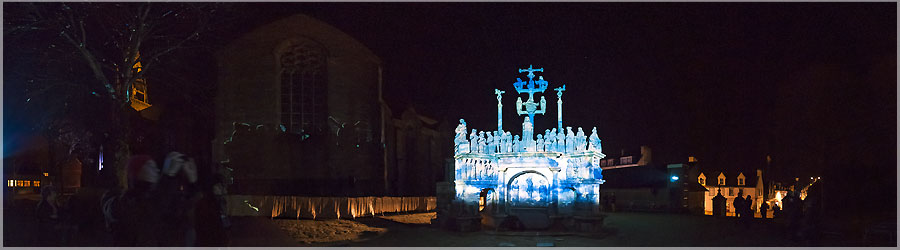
[451, 66, 606, 230]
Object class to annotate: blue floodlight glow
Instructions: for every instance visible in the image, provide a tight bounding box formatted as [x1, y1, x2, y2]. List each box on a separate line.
[98, 145, 104, 171]
[452, 65, 606, 217]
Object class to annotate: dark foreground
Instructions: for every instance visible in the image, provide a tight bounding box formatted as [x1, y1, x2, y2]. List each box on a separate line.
[266, 212, 878, 247]
[5, 196, 889, 247]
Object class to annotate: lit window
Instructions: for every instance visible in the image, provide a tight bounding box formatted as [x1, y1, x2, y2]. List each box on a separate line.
[24, 181, 30, 187]
[620, 156, 633, 165]
[699, 177, 705, 186]
[7, 180, 13, 187]
[728, 188, 733, 196]
[34, 181, 40, 187]
[43, 172, 48, 177]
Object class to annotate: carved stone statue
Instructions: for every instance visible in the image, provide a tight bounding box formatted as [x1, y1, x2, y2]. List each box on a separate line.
[470, 129, 478, 153]
[552, 128, 561, 152]
[486, 132, 494, 154]
[566, 127, 575, 153]
[535, 134, 544, 152]
[589, 127, 602, 153]
[505, 132, 513, 152]
[478, 131, 486, 153]
[576, 127, 586, 152]
[522, 117, 533, 144]
[493, 131, 501, 153]
[454, 119, 468, 154]
[513, 135, 521, 153]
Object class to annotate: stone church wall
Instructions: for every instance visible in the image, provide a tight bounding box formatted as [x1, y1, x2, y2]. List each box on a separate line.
[214, 14, 383, 196]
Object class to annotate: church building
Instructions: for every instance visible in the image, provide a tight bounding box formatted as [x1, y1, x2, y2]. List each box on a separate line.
[213, 14, 450, 196]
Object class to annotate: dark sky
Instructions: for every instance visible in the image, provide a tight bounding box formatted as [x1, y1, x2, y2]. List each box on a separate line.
[244, 3, 897, 179]
[5, 3, 894, 183]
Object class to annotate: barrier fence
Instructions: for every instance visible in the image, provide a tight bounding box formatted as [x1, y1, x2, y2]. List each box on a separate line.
[227, 195, 437, 219]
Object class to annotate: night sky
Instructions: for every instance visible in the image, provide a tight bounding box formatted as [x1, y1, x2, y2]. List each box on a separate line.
[247, 3, 895, 180]
[4, 3, 896, 183]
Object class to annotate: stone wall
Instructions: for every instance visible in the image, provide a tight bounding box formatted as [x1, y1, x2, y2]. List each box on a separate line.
[214, 14, 384, 196]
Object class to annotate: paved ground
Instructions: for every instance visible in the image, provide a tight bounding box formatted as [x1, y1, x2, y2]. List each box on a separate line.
[265, 211, 873, 247]
[4, 196, 882, 247]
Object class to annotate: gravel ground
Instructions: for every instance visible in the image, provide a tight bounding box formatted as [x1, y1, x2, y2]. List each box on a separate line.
[272, 218, 387, 245]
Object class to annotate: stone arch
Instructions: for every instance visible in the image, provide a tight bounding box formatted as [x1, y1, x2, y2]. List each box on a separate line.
[506, 171, 550, 208]
[479, 188, 497, 213]
[558, 187, 576, 214]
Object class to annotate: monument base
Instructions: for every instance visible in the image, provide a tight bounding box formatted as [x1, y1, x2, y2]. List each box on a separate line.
[572, 215, 607, 233]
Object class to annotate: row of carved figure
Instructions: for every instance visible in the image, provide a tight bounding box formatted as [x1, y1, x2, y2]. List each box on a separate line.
[455, 158, 498, 181]
[453, 119, 602, 155]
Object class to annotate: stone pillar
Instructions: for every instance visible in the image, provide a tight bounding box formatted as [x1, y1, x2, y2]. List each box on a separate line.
[499, 167, 508, 214]
[496, 89, 503, 132]
[550, 168, 560, 216]
[555, 85, 565, 132]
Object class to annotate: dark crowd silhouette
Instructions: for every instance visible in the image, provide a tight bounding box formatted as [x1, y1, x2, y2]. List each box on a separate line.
[29, 150, 231, 247]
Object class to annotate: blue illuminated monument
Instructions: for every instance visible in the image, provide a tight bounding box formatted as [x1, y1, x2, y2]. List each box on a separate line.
[449, 65, 606, 230]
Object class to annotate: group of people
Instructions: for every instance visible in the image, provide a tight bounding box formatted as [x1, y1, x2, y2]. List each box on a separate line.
[601, 193, 616, 212]
[453, 119, 603, 155]
[34, 150, 231, 247]
[732, 191, 755, 226]
[779, 190, 808, 241]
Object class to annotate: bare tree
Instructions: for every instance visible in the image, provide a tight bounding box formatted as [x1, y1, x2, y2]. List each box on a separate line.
[5, 2, 240, 187]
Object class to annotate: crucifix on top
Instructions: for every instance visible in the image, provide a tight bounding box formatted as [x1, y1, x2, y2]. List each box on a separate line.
[514, 65, 548, 128]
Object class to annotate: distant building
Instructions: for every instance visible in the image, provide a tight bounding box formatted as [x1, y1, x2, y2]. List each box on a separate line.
[687, 167, 766, 216]
[598, 146, 682, 212]
[600, 146, 652, 170]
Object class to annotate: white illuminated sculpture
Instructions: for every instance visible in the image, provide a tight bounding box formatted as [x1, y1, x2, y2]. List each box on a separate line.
[451, 65, 605, 229]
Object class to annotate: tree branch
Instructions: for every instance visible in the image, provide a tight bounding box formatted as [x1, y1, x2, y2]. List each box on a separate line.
[59, 30, 116, 100]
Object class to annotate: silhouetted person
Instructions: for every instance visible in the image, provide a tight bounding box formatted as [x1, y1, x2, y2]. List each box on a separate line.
[610, 193, 617, 212]
[601, 195, 609, 212]
[772, 203, 781, 219]
[733, 194, 745, 218]
[743, 195, 753, 226]
[35, 185, 61, 246]
[799, 183, 822, 246]
[196, 175, 231, 247]
[103, 152, 199, 247]
[782, 191, 803, 241]
[760, 201, 770, 219]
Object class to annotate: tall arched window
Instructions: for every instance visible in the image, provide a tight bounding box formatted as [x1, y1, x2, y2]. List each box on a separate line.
[279, 38, 328, 135]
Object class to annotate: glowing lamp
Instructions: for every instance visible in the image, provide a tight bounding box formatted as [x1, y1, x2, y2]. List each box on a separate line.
[671, 176, 680, 182]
